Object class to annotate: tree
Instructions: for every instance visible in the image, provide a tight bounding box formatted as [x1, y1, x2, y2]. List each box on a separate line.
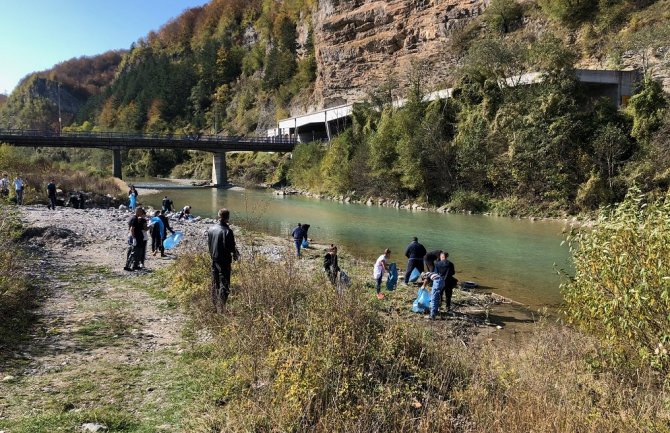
[626, 78, 668, 145]
[484, 0, 522, 34]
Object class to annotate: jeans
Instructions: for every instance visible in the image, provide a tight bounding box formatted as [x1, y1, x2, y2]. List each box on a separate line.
[404, 258, 424, 284]
[375, 274, 383, 294]
[211, 260, 231, 311]
[430, 277, 444, 318]
[16, 189, 23, 205]
[294, 239, 302, 257]
[48, 194, 57, 210]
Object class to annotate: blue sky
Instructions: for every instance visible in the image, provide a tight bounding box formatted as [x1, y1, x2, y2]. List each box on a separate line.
[0, 0, 209, 94]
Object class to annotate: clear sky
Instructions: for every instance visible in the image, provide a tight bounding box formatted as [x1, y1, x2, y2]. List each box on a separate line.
[0, 0, 209, 94]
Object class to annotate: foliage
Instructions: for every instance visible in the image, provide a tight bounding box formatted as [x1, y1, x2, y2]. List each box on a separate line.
[626, 78, 668, 145]
[562, 188, 670, 377]
[483, 0, 523, 34]
[0, 205, 34, 338]
[539, 0, 598, 27]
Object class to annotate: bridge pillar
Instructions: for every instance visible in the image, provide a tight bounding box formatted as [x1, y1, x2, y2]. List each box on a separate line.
[212, 151, 227, 187]
[112, 149, 122, 179]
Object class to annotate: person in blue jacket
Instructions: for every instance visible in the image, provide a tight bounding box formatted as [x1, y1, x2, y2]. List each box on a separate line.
[150, 210, 165, 257]
[291, 223, 304, 257]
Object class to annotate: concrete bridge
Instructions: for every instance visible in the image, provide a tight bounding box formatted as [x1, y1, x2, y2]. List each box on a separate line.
[0, 129, 296, 186]
[269, 68, 638, 142]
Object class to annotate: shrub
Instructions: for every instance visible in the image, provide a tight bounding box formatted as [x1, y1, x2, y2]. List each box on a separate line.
[447, 190, 489, 212]
[562, 187, 670, 378]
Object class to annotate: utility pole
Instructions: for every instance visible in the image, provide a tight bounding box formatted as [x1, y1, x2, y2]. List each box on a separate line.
[57, 82, 62, 135]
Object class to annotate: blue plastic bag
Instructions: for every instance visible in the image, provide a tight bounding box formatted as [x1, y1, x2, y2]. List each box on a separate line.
[163, 231, 183, 250]
[408, 267, 421, 283]
[386, 263, 398, 290]
[301, 239, 309, 248]
[412, 288, 431, 313]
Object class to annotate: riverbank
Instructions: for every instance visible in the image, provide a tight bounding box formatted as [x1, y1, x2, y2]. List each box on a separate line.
[0, 204, 665, 432]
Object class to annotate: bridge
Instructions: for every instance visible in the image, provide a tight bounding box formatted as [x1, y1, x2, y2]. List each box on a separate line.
[268, 69, 638, 142]
[0, 129, 296, 186]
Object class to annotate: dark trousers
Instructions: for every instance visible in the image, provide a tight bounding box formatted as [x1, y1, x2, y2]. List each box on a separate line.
[16, 189, 23, 205]
[442, 284, 454, 309]
[48, 194, 57, 210]
[404, 258, 424, 284]
[134, 240, 146, 268]
[211, 260, 231, 311]
[151, 234, 164, 255]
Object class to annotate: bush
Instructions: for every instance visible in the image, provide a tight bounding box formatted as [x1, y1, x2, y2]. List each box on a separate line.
[447, 190, 489, 212]
[562, 187, 670, 378]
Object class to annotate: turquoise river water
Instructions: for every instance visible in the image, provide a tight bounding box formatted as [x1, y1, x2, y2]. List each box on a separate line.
[135, 182, 572, 308]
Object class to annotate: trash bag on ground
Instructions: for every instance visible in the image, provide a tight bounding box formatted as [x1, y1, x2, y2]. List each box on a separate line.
[386, 263, 398, 290]
[412, 288, 431, 313]
[163, 231, 183, 250]
[408, 267, 421, 283]
[339, 271, 352, 287]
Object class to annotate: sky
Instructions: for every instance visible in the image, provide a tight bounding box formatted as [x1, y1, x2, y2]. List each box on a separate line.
[0, 0, 210, 94]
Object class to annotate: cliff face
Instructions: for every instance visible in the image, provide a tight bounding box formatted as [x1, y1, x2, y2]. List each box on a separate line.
[312, 0, 486, 108]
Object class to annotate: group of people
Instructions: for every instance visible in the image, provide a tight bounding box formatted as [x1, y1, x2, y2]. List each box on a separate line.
[124, 206, 175, 271]
[0, 173, 25, 205]
[373, 237, 457, 319]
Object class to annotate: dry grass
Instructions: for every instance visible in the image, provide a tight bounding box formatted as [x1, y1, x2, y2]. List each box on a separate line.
[166, 249, 670, 432]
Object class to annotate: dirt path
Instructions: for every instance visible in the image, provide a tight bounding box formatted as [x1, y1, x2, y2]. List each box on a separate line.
[0, 206, 203, 433]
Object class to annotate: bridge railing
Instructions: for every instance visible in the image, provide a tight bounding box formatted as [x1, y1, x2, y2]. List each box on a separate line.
[0, 129, 297, 145]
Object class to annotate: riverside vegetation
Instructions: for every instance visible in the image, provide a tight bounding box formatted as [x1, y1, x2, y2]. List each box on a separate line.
[2, 1, 670, 216]
[1, 180, 669, 431]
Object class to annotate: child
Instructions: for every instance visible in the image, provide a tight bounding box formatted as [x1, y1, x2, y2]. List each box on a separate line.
[323, 244, 340, 285]
[373, 248, 391, 300]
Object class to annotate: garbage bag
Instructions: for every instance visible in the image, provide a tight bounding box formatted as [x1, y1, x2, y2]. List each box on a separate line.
[412, 288, 431, 313]
[386, 263, 398, 290]
[408, 267, 421, 283]
[301, 239, 309, 248]
[339, 271, 352, 287]
[163, 231, 183, 250]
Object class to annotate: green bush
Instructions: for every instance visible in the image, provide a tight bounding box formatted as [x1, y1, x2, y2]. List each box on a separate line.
[562, 188, 670, 377]
[447, 190, 489, 212]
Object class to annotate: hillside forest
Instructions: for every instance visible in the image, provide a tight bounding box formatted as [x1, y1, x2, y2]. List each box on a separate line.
[1, 0, 670, 215]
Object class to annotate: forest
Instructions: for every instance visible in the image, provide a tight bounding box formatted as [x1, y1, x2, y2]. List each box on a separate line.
[0, 0, 668, 215]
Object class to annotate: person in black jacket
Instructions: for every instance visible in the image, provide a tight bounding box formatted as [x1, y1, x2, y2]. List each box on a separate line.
[424, 249, 442, 272]
[162, 196, 174, 213]
[46, 179, 57, 210]
[404, 237, 426, 284]
[207, 208, 240, 312]
[323, 244, 339, 285]
[436, 251, 457, 312]
[157, 210, 175, 257]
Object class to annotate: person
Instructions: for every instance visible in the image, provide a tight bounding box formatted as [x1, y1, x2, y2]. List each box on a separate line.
[373, 248, 391, 300]
[150, 210, 165, 257]
[0, 173, 9, 197]
[404, 237, 426, 284]
[125, 207, 147, 271]
[46, 179, 57, 210]
[323, 244, 340, 285]
[128, 185, 138, 199]
[13, 175, 24, 205]
[158, 210, 175, 257]
[421, 267, 444, 320]
[302, 224, 311, 242]
[128, 191, 137, 211]
[424, 249, 442, 272]
[436, 251, 457, 313]
[177, 205, 192, 220]
[207, 208, 240, 312]
[162, 196, 173, 213]
[291, 223, 304, 257]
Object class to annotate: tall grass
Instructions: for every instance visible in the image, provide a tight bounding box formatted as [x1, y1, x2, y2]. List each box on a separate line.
[0, 205, 34, 338]
[167, 248, 670, 432]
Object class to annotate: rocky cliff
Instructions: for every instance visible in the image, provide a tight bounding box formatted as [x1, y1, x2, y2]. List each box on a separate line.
[312, 0, 486, 108]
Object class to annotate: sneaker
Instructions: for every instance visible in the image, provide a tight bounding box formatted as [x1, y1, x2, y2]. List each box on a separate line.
[123, 267, 133, 272]
[376, 293, 385, 300]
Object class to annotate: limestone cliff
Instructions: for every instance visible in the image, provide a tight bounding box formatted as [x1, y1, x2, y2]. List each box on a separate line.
[312, 0, 486, 108]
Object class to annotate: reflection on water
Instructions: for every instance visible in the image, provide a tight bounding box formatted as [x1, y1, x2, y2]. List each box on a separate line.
[134, 180, 571, 308]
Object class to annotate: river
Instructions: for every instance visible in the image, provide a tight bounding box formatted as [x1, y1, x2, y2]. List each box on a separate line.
[134, 181, 572, 308]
